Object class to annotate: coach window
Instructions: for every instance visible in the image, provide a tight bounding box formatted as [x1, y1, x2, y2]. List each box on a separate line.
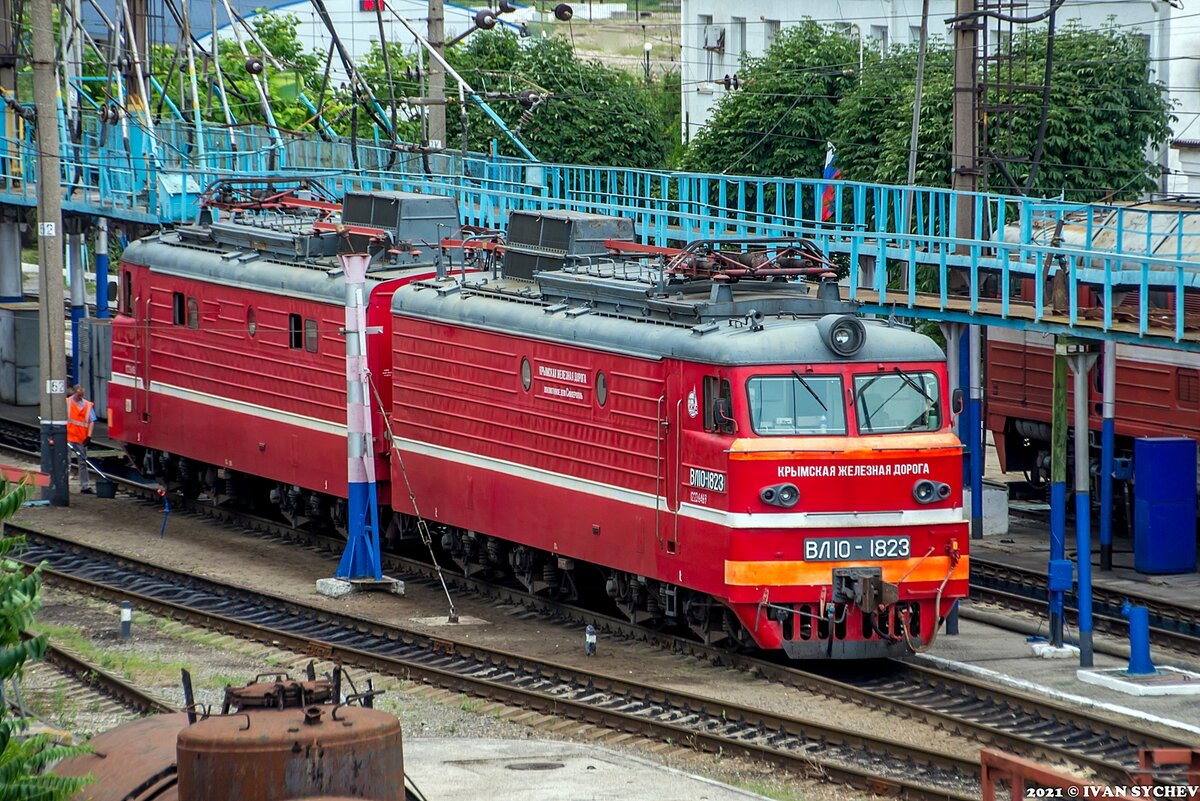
[288, 314, 302, 349]
[304, 318, 319, 353]
[246, 307, 257, 337]
[747, 375, 846, 435]
[186, 297, 199, 329]
[172, 292, 184, 325]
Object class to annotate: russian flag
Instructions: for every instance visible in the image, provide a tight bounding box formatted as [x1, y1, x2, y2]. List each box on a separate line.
[821, 142, 840, 222]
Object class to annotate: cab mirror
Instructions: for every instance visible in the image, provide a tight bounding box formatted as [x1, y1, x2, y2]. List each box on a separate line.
[713, 397, 731, 423]
[951, 388, 964, 415]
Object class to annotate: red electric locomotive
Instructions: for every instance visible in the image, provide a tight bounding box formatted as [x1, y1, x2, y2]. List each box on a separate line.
[107, 191, 968, 659]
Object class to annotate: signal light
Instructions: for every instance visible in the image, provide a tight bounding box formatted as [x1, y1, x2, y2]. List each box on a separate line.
[913, 480, 950, 504]
[760, 483, 799, 508]
[816, 314, 866, 357]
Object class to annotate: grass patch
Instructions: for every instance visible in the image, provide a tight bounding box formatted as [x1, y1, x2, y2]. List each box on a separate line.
[30, 620, 190, 684]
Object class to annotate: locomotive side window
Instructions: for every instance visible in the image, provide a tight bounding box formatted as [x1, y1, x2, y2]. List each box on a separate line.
[596, 371, 608, 406]
[122, 270, 132, 314]
[172, 292, 185, 325]
[288, 314, 302, 349]
[247, 307, 257, 337]
[186, 297, 199, 329]
[748, 375, 846, 435]
[702, 377, 735, 434]
[304, 318, 319, 353]
[854, 370, 941, 434]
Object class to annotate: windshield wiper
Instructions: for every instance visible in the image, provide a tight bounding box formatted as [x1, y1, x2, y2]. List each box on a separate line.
[890, 366, 936, 406]
[791, 370, 827, 411]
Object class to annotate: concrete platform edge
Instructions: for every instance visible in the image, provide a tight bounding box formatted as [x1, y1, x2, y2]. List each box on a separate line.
[913, 653, 1200, 737]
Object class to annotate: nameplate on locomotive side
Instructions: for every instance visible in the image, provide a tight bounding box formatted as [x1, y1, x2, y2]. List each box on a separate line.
[687, 467, 726, 493]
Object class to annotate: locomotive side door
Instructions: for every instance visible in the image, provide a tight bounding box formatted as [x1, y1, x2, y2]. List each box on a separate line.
[658, 371, 682, 555]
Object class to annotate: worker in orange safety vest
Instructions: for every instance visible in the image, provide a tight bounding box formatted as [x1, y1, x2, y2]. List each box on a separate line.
[67, 384, 97, 494]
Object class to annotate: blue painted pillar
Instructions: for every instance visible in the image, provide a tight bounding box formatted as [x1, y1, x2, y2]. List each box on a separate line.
[95, 219, 110, 319]
[968, 324, 984, 540]
[1049, 346, 1069, 648]
[335, 252, 383, 582]
[1069, 350, 1098, 668]
[67, 230, 85, 386]
[1099, 341, 1116, 571]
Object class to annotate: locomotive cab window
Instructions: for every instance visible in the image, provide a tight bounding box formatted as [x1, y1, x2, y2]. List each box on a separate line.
[748, 375, 846, 435]
[172, 292, 185, 325]
[703, 376, 735, 434]
[854, 370, 941, 434]
[304, 318, 319, 353]
[288, 314, 302, 349]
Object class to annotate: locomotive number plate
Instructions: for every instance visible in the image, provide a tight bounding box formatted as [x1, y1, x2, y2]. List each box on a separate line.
[804, 536, 911, 562]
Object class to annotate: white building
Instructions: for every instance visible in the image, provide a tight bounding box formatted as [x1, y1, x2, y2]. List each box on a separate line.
[680, 0, 1200, 195]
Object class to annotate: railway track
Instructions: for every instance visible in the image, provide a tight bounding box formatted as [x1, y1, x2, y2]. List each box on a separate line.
[38, 641, 177, 717]
[10, 524, 983, 801]
[5, 422, 1196, 788]
[970, 557, 1200, 654]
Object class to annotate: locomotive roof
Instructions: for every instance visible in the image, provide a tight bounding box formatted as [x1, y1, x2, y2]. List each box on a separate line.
[123, 229, 439, 303]
[391, 272, 945, 367]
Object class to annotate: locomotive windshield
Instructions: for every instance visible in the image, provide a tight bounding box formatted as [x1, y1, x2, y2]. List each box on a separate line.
[747, 375, 848, 435]
[853, 370, 942, 434]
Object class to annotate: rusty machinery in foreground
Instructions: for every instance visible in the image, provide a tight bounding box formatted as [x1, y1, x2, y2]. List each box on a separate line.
[55, 670, 413, 801]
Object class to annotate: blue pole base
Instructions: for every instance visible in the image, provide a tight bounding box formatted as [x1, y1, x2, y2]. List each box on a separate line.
[1099, 417, 1115, 572]
[1076, 490, 1094, 669]
[337, 481, 383, 581]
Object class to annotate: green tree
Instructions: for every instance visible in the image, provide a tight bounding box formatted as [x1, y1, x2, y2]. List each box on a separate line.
[442, 32, 669, 168]
[0, 478, 91, 801]
[681, 22, 862, 177]
[834, 24, 1170, 200]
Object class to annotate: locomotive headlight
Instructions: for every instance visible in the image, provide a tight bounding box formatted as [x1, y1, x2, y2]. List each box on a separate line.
[913, 480, 951, 504]
[817, 314, 866, 357]
[760, 483, 800, 508]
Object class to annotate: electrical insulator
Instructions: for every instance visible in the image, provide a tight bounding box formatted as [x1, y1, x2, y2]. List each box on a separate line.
[499, 0, 516, 11]
[553, 3, 573, 21]
[245, 57, 265, 75]
[518, 88, 541, 109]
[474, 9, 497, 29]
[722, 73, 739, 90]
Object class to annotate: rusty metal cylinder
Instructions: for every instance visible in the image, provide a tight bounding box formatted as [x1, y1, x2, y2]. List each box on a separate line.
[176, 703, 403, 801]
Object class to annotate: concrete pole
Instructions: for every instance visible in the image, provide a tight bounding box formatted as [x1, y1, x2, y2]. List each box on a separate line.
[0, 0, 18, 304]
[968, 324, 983, 540]
[427, 0, 446, 150]
[68, 228, 85, 385]
[335, 252, 383, 582]
[0, 219, 21, 301]
[940, 321, 963, 635]
[951, 0, 978, 244]
[1099, 341, 1116, 571]
[1070, 353, 1097, 668]
[32, 0, 69, 505]
[1049, 348, 1068, 648]
[95, 218, 110, 319]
